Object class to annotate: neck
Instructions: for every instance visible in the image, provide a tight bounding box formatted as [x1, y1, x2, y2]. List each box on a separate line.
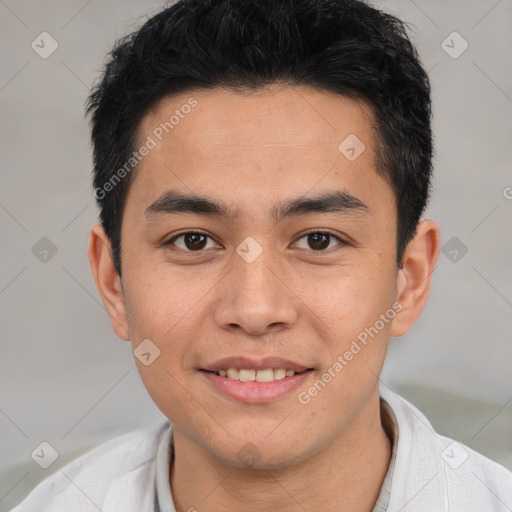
[170, 391, 391, 512]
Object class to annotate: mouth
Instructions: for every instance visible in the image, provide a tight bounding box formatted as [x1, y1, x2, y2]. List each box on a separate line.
[201, 367, 311, 382]
[199, 365, 315, 404]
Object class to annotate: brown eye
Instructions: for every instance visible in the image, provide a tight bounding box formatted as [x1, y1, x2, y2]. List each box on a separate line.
[183, 233, 207, 250]
[307, 233, 330, 250]
[166, 232, 217, 252]
[295, 231, 345, 252]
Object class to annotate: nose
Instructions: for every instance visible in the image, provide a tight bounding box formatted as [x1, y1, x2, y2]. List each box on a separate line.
[212, 244, 299, 337]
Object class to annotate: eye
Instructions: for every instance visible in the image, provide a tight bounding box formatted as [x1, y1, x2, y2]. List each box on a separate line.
[164, 230, 347, 253]
[294, 231, 346, 251]
[165, 231, 220, 252]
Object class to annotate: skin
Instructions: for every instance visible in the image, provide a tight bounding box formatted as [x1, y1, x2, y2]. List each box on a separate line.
[88, 85, 440, 512]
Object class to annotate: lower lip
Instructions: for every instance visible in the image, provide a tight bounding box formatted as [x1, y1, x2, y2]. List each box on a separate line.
[200, 370, 313, 404]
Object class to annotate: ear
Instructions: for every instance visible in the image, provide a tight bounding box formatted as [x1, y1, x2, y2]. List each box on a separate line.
[87, 224, 131, 341]
[391, 219, 440, 337]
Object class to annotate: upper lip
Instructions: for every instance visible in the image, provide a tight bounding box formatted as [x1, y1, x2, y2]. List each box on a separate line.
[201, 356, 311, 372]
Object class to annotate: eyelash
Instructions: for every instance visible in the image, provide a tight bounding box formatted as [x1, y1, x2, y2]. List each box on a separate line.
[164, 229, 347, 253]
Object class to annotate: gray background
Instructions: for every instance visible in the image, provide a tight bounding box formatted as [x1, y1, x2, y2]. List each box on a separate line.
[1, 0, 511, 509]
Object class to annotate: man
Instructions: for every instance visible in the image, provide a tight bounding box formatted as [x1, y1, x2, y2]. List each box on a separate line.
[11, 0, 512, 511]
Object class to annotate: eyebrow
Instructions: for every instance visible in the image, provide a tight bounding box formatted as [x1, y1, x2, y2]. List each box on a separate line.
[144, 189, 368, 224]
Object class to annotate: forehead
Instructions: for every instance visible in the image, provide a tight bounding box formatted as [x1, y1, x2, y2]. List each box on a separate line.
[125, 86, 394, 224]
[140, 85, 375, 153]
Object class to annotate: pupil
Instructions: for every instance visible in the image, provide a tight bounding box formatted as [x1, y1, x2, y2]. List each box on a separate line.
[309, 233, 329, 250]
[186, 233, 206, 250]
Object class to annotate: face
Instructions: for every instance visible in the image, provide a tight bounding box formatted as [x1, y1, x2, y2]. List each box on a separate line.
[112, 86, 402, 468]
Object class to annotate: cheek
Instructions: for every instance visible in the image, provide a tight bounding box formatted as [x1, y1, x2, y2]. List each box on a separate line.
[302, 271, 396, 390]
[124, 265, 201, 335]
[122, 287, 186, 387]
[124, 272, 201, 416]
[307, 265, 396, 335]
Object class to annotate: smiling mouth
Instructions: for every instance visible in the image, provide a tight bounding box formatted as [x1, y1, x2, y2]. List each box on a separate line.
[201, 368, 313, 382]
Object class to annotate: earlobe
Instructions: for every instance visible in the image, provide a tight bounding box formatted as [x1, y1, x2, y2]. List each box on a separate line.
[87, 224, 131, 341]
[391, 219, 440, 337]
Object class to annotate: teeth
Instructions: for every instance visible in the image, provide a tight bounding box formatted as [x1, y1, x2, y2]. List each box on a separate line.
[255, 369, 274, 382]
[226, 368, 239, 380]
[239, 369, 256, 382]
[216, 368, 298, 381]
[274, 368, 286, 380]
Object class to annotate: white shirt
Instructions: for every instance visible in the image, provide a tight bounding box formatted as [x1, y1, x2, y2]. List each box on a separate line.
[10, 385, 512, 511]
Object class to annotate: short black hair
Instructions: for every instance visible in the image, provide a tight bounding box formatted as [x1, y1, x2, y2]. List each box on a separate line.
[86, 0, 432, 278]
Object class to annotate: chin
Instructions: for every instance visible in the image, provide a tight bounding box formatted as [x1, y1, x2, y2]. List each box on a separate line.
[224, 449, 306, 471]
[206, 433, 314, 471]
